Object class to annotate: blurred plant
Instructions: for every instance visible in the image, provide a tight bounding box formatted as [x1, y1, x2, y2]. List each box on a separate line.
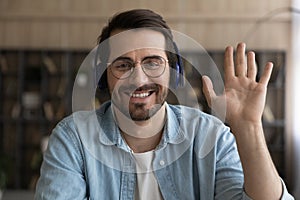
[0, 171, 5, 189]
[0, 154, 11, 189]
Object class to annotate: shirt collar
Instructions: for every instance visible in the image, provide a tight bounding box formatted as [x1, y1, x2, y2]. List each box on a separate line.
[97, 101, 185, 150]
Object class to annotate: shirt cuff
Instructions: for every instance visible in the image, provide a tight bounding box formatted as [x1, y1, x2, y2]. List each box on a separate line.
[242, 178, 294, 200]
[280, 178, 295, 200]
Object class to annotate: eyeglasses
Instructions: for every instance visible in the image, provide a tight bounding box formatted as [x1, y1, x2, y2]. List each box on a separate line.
[109, 56, 168, 79]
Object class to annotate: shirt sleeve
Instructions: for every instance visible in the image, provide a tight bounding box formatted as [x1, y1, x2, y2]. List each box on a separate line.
[214, 128, 246, 200]
[35, 119, 88, 200]
[214, 127, 294, 200]
[279, 179, 295, 200]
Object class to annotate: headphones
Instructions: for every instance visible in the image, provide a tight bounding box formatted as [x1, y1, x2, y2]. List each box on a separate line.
[95, 40, 184, 90]
[173, 42, 185, 88]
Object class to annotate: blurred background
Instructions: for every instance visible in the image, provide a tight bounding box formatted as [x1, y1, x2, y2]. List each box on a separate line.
[0, 0, 299, 199]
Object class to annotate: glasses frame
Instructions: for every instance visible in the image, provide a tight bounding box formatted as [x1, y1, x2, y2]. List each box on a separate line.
[108, 56, 168, 80]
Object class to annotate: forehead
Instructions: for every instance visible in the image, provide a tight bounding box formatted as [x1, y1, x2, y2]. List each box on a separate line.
[108, 29, 166, 60]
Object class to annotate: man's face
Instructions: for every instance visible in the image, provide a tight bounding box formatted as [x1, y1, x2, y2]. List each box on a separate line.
[107, 29, 170, 121]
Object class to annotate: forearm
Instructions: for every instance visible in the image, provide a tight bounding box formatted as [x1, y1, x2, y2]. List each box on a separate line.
[231, 121, 282, 200]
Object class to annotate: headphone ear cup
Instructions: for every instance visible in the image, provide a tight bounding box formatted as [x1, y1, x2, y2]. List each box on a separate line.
[175, 55, 185, 88]
[172, 42, 185, 88]
[94, 42, 109, 90]
[98, 75, 107, 90]
[95, 63, 108, 90]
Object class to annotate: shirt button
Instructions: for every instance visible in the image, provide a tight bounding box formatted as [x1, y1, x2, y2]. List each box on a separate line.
[159, 160, 165, 166]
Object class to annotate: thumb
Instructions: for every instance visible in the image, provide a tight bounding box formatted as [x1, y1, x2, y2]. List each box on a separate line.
[202, 75, 216, 108]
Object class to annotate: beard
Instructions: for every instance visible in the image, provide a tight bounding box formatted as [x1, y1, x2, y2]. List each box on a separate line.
[112, 83, 168, 121]
[129, 102, 161, 121]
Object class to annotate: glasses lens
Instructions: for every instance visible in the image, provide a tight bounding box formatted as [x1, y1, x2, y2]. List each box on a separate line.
[110, 60, 133, 79]
[110, 56, 166, 79]
[142, 57, 166, 77]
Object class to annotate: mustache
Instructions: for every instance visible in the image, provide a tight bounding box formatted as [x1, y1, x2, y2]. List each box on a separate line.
[120, 83, 159, 93]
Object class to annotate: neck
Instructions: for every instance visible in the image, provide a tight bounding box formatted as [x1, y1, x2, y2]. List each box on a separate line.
[121, 130, 163, 153]
[112, 103, 166, 153]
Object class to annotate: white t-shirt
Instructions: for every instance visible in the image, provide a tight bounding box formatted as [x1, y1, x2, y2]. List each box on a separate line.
[133, 151, 163, 200]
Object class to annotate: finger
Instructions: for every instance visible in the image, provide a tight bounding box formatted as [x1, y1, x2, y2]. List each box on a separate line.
[224, 46, 235, 81]
[235, 43, 246, 77]
[202, 75, 217, 108]
[259, 62, 273, 85]
[247, 51, 257, 81]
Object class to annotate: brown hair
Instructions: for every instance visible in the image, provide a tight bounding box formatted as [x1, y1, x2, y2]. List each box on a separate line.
[97, 9, 178, 88]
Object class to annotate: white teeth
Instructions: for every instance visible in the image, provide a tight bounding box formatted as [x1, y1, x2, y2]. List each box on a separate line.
[131, 92, 150, 98]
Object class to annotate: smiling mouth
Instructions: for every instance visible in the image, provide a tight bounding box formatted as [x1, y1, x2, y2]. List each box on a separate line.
[126, 84, 158, 99]
[130, 91, 155, 98]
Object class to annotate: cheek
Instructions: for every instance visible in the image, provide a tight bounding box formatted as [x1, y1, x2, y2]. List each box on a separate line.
[107, 80, 114, 96]
[154, 69, 170, 88]
[107, 72, 120, 98]
[107, 70, 117, 92]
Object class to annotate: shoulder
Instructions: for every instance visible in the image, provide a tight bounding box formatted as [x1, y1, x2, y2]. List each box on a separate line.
[167, 103, 225, 128]
[48, 100, 114, 144]
[167, 104, 234, 158]
[55, 101, 112, 130]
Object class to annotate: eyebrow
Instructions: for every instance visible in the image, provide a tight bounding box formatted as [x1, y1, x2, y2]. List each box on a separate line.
[112, 57, 133, 63]
[112, 55, 165, 63]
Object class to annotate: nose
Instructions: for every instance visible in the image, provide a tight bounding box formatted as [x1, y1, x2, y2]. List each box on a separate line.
[128, 64, 149, 86]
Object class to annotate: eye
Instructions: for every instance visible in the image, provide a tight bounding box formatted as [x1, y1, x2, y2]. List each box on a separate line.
[112, 60, 132, 71]
[143, 57, 164, 70]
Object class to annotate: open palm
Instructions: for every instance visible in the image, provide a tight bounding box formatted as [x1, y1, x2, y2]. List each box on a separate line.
[202, 43, 273, 129]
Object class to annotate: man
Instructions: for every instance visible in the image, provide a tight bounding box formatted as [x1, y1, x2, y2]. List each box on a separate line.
[35, 9, 294, 199]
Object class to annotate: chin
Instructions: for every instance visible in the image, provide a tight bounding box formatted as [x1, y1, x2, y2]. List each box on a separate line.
[129, 102, 163, 121]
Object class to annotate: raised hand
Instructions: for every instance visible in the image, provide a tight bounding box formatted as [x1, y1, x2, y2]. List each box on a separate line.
[202, 43, 273, 130]
[202, 43, 284, 199]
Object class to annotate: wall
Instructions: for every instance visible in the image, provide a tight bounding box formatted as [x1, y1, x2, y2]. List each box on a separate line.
[0, 0, 292, 50]
[290, 0, 300, 198]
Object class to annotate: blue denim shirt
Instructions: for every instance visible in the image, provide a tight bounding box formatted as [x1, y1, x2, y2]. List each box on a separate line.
[35, 101, 293, 200]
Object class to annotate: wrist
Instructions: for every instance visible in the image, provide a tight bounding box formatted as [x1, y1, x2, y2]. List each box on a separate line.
[229, 120, 268, 153]
[229, 119, 263, 136]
